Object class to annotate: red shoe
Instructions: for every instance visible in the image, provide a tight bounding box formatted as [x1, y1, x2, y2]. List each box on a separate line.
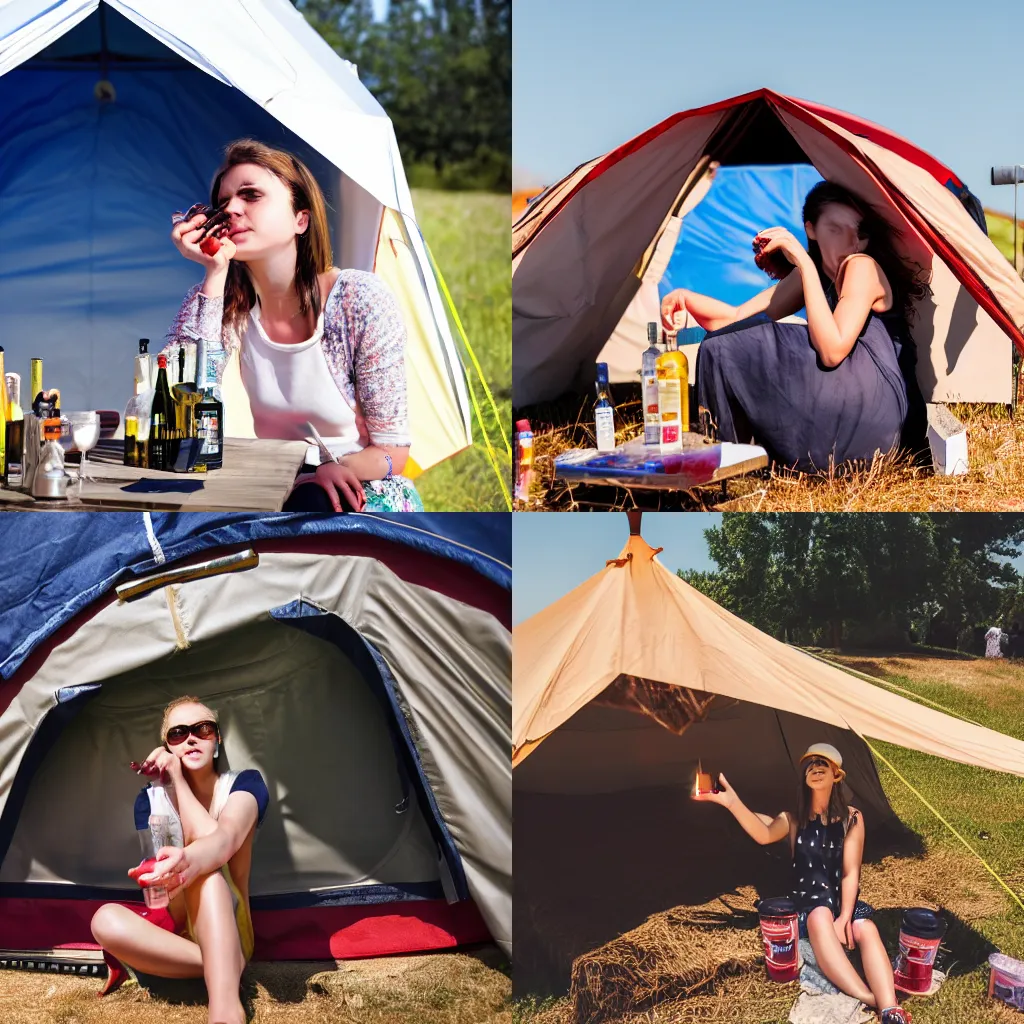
[98, 949, 133, 997]
[880, 1008, 912, 1024]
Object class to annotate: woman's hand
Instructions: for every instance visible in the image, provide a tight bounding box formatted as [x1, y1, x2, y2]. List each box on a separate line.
[129, 845, 193, 900]
[660, 289, 690, 332]
[171, 213, 237, 272]
[833, 914, 855, 950]
[138, 746, 183, 787]
[753, 228, 811, 270]
[313, 462, 366, 512]
[692, 772, 737, 809]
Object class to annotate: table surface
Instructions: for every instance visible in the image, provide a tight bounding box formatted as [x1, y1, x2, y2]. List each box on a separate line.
[554, 435, 769, 491]
[0, 437, 309, 511]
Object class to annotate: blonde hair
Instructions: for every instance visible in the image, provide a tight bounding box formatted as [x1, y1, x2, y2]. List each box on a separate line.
[161, 696, 219, 742]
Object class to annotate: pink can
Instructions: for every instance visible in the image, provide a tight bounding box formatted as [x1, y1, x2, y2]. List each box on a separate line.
[758, 897, 800, 983]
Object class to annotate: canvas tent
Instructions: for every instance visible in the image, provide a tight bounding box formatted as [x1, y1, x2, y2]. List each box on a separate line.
[0, 512, 511, 962]
[513, 513, 1024, 993]
[0, 0, 472, 475]
[513, 89, 1024, 409]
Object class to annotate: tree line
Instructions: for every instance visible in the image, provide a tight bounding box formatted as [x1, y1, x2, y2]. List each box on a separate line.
[679, 514, 1024, 653]
[292, 0, 510, 191]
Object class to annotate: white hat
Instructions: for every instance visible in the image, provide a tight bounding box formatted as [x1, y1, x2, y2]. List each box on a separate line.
[800, 742, 843, 768]
[800, 743, 845, 781]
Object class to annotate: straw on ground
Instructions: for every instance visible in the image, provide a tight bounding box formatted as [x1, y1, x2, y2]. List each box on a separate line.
[0, 947, 511, 1024]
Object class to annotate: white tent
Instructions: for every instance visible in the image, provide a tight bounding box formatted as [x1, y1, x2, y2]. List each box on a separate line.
[0, 0, 472, 474]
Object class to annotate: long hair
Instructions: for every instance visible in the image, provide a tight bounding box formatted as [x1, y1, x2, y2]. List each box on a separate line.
[796, 769, 850, 828]
[211, 139, 333, 334]
[802, 180, 929, 325]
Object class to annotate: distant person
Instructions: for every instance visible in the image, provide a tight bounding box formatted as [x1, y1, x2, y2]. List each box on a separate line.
[694, 743, 911, 1024]
[661, 181, 929, 473]
[985, 625, 1004, 658]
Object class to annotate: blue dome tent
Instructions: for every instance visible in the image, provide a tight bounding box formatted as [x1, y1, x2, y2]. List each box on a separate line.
[0, 512, 511, 966]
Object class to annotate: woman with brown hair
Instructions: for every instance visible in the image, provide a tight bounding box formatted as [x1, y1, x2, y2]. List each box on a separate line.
[694, 743, 911, 1024]
[90, 696, 269, 1024]
[661, 181, 929, 472]
[166, 139, 422, 511]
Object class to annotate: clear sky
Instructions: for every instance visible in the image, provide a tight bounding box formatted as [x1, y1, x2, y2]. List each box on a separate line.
[513, 512, 721, 624]
[513, 0, 1024, 216]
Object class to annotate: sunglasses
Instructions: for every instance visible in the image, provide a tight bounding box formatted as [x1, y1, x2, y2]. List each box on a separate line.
[165, 720, 218, 746]
[804, 757, 833, 771]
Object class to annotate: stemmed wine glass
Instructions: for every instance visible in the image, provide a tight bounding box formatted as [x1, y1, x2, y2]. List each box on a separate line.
[69, 411, 101, 492]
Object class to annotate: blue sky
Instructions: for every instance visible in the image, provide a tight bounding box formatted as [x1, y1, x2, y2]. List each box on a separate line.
[513, 513, 720, 624]
[513, 0, 1024, 216]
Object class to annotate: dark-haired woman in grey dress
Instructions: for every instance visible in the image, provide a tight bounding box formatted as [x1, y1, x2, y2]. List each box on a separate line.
[661, 181, 928, 472]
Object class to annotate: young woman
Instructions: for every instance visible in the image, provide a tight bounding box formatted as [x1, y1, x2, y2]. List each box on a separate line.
[166, 139, 423, 511]
[90, 697, 269, 1024]
[693, 743, 911, 1024]
[661, 181, 928, 472]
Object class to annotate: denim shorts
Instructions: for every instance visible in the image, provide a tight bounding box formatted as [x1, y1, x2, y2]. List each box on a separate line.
[797, 899, 875, 940]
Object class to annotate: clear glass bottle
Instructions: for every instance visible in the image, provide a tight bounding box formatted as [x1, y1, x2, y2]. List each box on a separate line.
[594, 362, 616, 453]
[642, 322, 662, 446]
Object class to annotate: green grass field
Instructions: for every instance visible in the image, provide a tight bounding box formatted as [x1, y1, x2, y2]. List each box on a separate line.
[411, 190, 511, 511]
[986, 208, 1023, 272]
[515, 651, 1024, 1024]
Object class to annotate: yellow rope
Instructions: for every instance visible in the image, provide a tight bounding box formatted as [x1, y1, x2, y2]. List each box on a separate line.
[803, 650, 988, 728]
[862, 737, 1024, 915]
[419, 233, 512, 510]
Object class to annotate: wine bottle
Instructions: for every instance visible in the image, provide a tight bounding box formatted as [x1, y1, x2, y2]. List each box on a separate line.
[0, 347, 8, 479]
[148, 355, 173, 471]
[29, 358, 42, 408]
[195, 338, 224, 470]
[594, 362, 615, 453]
[656, 330, 689, 452]
[642, 322, 661, 446]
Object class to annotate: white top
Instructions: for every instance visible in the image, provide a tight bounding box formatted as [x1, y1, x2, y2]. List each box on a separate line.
[239, 303, 363, 459]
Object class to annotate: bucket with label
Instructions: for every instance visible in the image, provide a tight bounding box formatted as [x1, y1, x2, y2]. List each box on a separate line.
[988, 953, 1024, 1011]
[893, 908, 946, 994]
[757, 897, 800, 982]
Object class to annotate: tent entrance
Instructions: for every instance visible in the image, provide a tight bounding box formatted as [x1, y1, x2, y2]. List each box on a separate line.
[705, 97, 812, 166]
[0, 615, 466, 910]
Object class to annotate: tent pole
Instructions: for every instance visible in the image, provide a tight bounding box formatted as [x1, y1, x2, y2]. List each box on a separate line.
[627, 510, 642, 535]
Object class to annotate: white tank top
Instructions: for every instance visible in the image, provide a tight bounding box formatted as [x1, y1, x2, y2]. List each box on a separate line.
[239, 303, 363, 456]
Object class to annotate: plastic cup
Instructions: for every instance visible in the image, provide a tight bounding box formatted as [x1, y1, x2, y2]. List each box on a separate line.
[988, 953, 1024, 1011]
[893, 908, 946, 994]
[758, 897, 800, 982]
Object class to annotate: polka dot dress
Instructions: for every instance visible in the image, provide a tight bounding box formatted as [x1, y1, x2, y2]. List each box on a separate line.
[792, 814, 852, 914]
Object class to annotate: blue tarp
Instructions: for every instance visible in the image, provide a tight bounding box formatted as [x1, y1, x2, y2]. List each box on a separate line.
[0, 7, 340, 415]
[0, 512, 511, 680]
[659, 164, 826, 309]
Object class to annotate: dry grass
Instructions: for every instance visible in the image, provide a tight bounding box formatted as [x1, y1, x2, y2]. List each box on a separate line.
[0, 947, 511, 1024]
[515, 389, 1024, 512]
[514, 652, 1024, 1024]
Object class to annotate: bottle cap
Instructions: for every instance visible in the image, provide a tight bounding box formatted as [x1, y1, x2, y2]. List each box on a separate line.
[515, 419, 531, 433]
[139, 339, 150, 354]
[157, 354, 167, 369]
[647, 322, 658, 344]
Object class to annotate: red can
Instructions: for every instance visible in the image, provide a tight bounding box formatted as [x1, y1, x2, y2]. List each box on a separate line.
[758, 897, 800, 982]
[894, 908, 946, 994]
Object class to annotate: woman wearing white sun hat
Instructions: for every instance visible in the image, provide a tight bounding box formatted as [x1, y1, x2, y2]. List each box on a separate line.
[694, 742, 911, 1024]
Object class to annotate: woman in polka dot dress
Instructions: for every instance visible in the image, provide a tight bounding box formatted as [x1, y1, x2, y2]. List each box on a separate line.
[693, 742, 911, 1024]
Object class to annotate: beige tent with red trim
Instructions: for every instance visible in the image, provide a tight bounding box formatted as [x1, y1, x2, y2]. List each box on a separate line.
[513, 512, 1024, 993]
[512, 89, 1024, 408]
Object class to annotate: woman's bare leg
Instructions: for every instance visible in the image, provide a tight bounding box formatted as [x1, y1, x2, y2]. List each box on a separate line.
[90, 904, 204, 978]
[852, 918, 898, 1011]
[184, 871, 246, 1024]
[805, 906, 877, 1007]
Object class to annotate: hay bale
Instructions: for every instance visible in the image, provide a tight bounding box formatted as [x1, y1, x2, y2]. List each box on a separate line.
[568, 887, 764, 1024]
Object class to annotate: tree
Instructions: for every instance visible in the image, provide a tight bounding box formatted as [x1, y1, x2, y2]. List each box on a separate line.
[680, 514, 1024, 651]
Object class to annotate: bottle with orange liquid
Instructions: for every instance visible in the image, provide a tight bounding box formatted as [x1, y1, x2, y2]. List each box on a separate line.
[656, 329, 689, 451]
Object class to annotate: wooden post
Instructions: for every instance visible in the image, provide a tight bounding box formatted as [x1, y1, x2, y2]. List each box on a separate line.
[627, 510, 643, 535]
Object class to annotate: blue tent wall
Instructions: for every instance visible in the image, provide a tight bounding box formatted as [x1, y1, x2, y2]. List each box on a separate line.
[0, 511, 512, 680]
[659, 164, 825, 309]
[0, 7, 342, 415]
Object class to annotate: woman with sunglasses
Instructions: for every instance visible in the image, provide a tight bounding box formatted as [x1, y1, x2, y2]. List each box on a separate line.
[90, 697, 269, 1024]
[693, 742, 911, 1024]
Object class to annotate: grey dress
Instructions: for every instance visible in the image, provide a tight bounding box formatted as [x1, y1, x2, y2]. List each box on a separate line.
[695, 274, 909, 472]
